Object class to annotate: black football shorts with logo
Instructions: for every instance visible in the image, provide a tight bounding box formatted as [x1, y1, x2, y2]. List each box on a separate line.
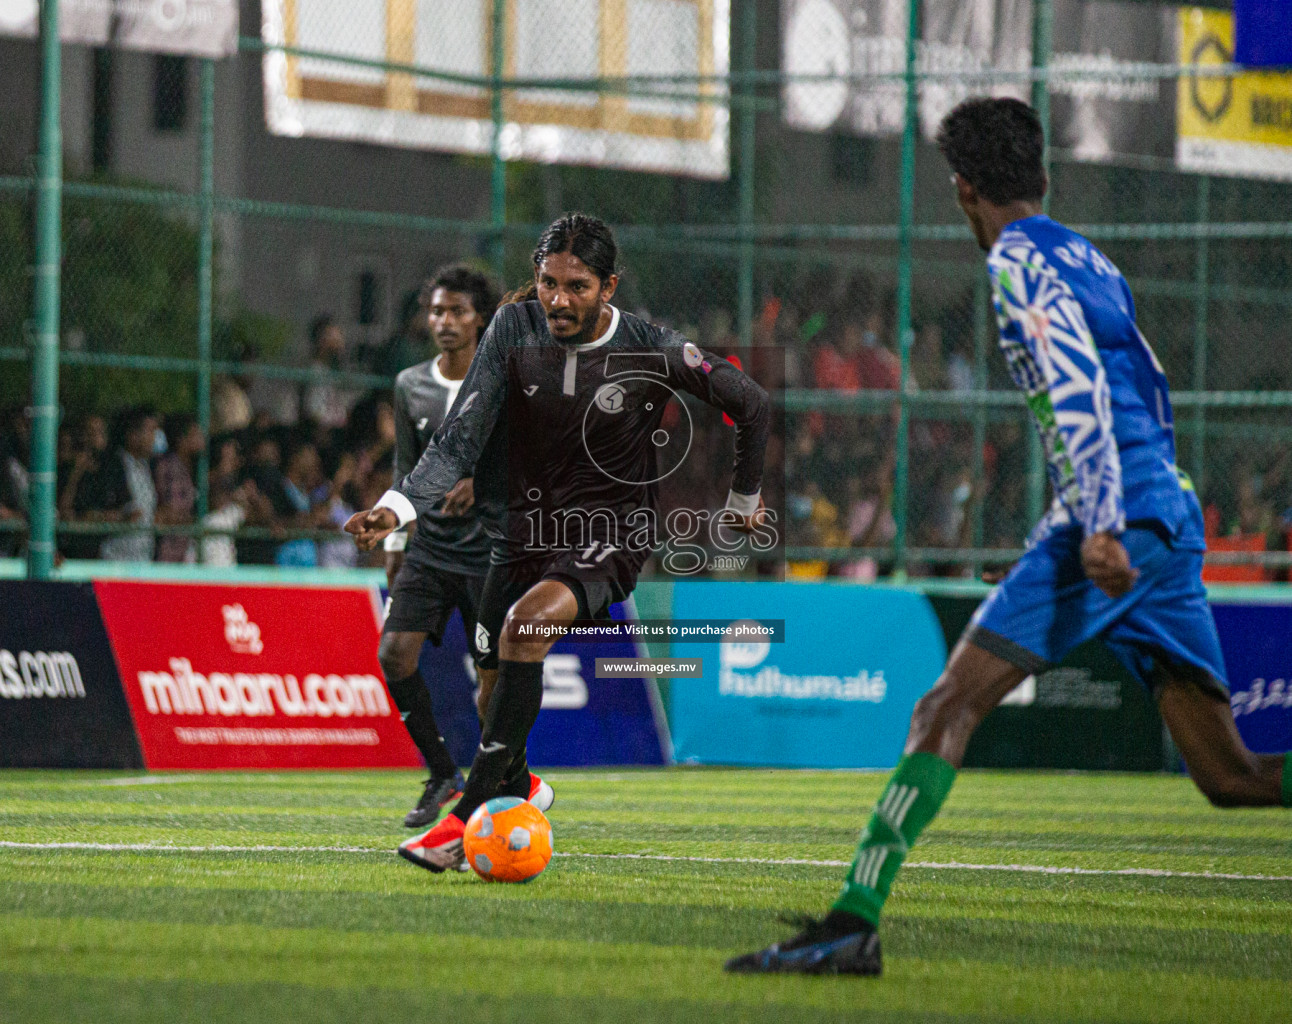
[471, 546, 644, 670]
[384, 548, 486, 660]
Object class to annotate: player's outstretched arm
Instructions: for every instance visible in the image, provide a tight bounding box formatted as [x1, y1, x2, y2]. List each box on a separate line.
[382, 376, 419, 582]
[375, 307, 511, 530]
[989, 242, 1127, 544]
[667, 336, 771, 516]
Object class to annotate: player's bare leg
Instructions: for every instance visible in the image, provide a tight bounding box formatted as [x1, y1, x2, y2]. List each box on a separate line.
[498, 579, 579, 662]
[379, 629, 465, 827]
[1157, 677, 1289, 807]
[904, 638, 1029, 765]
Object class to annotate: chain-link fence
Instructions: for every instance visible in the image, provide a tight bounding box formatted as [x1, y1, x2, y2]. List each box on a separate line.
[2, 0, 1291, 579]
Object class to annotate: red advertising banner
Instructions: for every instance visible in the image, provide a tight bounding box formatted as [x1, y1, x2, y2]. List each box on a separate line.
[94, 581, 420, 770]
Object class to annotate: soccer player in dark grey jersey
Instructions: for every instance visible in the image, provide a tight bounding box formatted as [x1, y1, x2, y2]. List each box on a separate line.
[348, 214, 771, 872]
[379, 264, 504, 828]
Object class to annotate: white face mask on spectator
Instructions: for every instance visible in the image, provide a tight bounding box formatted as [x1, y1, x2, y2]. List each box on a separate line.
[153, 427, 168, 456]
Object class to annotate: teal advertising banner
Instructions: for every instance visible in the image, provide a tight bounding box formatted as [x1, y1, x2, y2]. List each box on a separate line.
[669, 583, 946, 768]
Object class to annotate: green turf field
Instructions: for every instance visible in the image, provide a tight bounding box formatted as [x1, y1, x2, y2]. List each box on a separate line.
[0, 768, 1288, 1023]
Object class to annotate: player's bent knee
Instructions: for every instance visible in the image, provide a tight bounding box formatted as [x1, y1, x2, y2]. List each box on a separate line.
[378, 633, 422, 681]
[499, 609, 555, 661]
[909, 675, 983, 742]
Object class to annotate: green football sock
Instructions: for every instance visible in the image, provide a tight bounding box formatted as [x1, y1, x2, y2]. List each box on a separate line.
[832, 752, 957, 925]
[1282, 754, 1292, 808]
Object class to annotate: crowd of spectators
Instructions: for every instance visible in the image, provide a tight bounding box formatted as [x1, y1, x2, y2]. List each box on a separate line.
[688, 269, 1016, 579]
[0, 311, 415, 568]
[1, 267, 1290, 578]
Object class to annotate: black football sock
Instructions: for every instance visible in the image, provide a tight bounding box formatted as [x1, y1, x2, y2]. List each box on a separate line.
[451, 660, 544, 822]
[387, 671, 457, 779]
[821, 909, 875, 936]
[499, 748, 532, 799]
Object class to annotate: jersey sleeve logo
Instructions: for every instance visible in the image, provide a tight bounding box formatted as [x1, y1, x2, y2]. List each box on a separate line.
[682, 342, 704, 368]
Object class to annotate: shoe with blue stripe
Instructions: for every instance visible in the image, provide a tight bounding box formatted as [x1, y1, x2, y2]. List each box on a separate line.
[724, 911, 882, 976]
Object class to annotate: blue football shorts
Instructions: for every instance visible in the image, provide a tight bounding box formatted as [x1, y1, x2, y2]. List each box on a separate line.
[966, 522, 1228, 696]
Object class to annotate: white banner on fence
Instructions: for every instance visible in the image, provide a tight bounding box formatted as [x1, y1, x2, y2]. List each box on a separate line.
[260, 0, 731, 179]
[0, 0, 238, 58]
[781, 0, 1176, 162]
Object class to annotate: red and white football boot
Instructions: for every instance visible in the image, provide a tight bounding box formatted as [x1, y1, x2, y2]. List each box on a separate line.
[397, 813, 466, 873]
[528, 772, 555, 812]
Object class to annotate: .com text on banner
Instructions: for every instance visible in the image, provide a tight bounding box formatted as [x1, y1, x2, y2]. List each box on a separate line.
[94, 581, 421, 770]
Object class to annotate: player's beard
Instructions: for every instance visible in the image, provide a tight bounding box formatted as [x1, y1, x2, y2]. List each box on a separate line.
[549, 303, 601, 346]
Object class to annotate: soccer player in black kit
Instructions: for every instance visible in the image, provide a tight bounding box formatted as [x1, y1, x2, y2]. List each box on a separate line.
[379, 264, 510, 828]
[348, 214, 771, 871]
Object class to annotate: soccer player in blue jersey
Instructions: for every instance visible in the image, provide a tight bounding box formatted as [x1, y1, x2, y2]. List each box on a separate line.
[728, 97, 1292, 977]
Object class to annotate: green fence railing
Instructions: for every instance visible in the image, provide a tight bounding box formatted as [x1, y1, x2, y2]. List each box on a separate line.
[6, 0, 1292, 580]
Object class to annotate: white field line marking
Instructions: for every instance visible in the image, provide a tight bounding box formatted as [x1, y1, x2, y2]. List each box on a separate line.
[93, 776, 204, 787]
[1, 841, 1290, 883]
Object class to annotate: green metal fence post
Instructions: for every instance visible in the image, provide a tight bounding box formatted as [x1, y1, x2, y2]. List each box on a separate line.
[892, 0, 920, 579]
[28, 0, 62, 580]
[1191, 174, 1210, 498]
[970, 272, 989, 576]
[736, 0, 756, 355]
[1024, 0, 1053, 528]
[1032, 0, 1052, 215]
[196, 59, 215, 523]
[489, 0, 506, 279]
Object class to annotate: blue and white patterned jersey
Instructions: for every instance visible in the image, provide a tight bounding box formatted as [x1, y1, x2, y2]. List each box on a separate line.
[988, 215, 1204, 551]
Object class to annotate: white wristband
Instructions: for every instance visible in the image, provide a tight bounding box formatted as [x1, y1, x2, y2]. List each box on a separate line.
[382, 530, 408, 552]
[725, 489, 761, 517]
[375, 489, 417, 528]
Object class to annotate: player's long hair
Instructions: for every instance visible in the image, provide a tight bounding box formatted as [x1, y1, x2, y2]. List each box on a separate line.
[531, 212, 620, 284]
[501, 282, 538, 305]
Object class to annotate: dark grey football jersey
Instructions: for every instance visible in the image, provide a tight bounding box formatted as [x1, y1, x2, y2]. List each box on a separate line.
[395, 301, 770, 564]
[391, 357, 492, 573]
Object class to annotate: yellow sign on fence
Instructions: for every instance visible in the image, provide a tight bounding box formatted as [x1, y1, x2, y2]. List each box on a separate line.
[1177, 7, 1292, 181]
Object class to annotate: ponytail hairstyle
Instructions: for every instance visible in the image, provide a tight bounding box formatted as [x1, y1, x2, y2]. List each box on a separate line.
[501, 282, 539, 305]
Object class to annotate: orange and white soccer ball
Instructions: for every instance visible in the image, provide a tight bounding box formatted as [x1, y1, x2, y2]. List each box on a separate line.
[463, 796, 553, 883]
